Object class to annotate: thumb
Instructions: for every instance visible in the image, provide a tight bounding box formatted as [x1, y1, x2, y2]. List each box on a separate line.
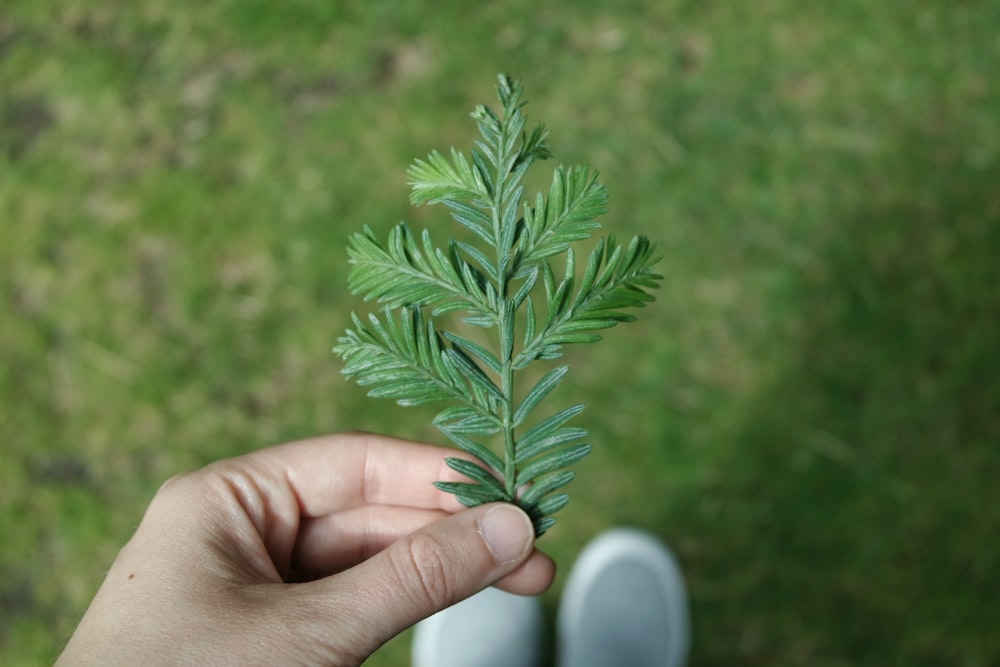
[321, 502, 536, 658]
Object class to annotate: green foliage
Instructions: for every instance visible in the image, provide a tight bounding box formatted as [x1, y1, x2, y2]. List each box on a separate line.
[334, 75, 660, 534]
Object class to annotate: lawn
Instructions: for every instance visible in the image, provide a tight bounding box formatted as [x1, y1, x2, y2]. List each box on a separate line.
[2, 1, 999, 664]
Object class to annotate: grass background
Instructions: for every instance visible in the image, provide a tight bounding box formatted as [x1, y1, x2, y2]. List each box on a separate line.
[2, 1, 999, 664]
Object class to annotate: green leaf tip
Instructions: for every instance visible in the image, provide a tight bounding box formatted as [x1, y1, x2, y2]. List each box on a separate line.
[335, 74, 661, 537]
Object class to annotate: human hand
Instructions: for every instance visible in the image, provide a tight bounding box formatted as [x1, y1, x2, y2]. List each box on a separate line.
[57, 432, 555, 666]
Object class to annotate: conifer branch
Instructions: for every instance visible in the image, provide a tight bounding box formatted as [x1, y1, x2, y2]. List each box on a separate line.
[334, 74, 660, 535]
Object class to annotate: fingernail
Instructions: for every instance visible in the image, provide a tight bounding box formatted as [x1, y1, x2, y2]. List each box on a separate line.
[479, 505, 532, 564]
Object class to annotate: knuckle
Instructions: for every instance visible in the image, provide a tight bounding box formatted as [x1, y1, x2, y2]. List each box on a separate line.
[395, 532, 454, 609]
[152, 470, 204, 507]
[156, 470, 192, 494]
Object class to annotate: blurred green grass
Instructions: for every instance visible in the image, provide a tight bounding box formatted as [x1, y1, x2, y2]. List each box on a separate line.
[2, 1, 999, 664]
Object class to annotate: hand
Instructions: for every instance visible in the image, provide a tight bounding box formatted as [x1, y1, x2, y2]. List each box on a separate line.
[57, 432, 555, 665]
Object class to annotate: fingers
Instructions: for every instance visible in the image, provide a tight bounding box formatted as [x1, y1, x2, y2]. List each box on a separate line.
[179, 433, 540, 585]
[250, 433, 473, 517]
[492, 547, 557, 595]
[293, 505, 450, 574]
[302, 503, 554, 659]
[293, 505, 556, 590]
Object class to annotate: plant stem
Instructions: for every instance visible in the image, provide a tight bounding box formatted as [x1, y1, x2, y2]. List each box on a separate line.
[495, 208, 517, 499]
[491, 114, 518, 499]
[501, 353, 516, 499]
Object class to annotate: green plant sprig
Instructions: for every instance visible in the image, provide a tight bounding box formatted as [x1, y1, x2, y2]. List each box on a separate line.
[334, 74, 661, 535]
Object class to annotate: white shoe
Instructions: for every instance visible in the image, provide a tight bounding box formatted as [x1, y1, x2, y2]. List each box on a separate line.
[557, 529, 690, 667]
[412, 586, 545, 667]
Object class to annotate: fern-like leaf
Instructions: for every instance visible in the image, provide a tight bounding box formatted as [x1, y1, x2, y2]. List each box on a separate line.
[520, 165, 607, 263]
[408, 148, 491, 208]
[347, 224, 494, 318]
[516, 235, 661, 366]
[335, 75, 660, 536]
[335, 307, 492, 414]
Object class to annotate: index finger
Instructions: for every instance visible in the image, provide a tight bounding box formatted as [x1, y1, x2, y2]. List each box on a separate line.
[248, 431, 473, 517]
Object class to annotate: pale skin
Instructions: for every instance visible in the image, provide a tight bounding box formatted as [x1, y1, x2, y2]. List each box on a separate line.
[57, 432, 555, 666]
